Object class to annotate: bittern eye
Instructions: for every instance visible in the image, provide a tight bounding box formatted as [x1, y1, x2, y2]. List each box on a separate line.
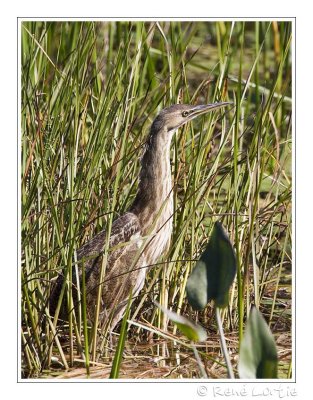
[182, 111, 189, 117]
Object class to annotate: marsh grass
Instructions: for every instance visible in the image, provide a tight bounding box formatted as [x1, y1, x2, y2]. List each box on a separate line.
[21, 20, 292, 378]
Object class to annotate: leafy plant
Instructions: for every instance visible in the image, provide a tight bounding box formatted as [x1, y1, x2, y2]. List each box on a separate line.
[186, 221, 237, 378]
[186, 222, 278, 379]
[155, 301, 208, 377]
[186, 221, 236, 309]
[155, 301, 206, 342]
[239, 307, 278, 379]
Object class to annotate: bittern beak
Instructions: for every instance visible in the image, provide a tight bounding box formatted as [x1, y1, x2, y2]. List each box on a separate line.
[167, 102, 232, 132]
[188, 102, 232, 120]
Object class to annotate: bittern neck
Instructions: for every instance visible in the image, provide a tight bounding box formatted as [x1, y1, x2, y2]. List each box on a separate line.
[130, 127, 174, 233]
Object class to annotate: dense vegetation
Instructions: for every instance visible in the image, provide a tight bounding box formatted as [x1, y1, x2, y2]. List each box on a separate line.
[21, 21, 292, 378]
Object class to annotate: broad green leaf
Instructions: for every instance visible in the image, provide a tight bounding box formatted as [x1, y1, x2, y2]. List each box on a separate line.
[155, 301, 207, 342]
[186, 221, 236, 309]
[238, 307, 278, 379]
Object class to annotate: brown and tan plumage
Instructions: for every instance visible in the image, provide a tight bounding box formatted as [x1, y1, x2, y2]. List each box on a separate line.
[49, 102, 230, 330]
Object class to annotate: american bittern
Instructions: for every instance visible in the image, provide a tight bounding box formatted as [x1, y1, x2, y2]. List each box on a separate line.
[49, 102, 230, 330]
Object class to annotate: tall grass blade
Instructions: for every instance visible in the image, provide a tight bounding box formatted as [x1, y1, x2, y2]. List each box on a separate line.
[109, 290, 133, 379]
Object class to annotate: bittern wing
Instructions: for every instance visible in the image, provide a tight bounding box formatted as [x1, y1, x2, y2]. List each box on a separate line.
[79, 212, 146, 326]
[77, 212, 142, 262]
[49, 212, 143, 325]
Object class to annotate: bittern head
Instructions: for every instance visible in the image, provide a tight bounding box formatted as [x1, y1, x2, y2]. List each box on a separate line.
[151, 102, 231, 136]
